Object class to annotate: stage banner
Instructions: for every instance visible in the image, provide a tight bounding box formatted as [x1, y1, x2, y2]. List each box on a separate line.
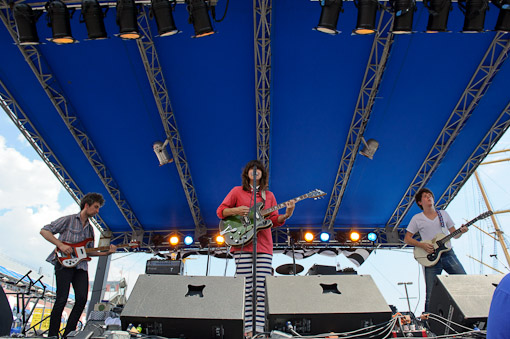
[32, 308, 51, 331]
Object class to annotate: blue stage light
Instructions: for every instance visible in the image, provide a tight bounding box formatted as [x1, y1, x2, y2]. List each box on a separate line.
[319, 232, 330, 242]
[184, 235, 194, 246]
[367, 232, 377, 242]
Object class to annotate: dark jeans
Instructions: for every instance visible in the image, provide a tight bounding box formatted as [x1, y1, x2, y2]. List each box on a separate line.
[48, 265, 88, 338]
[424, 250, 466, 312]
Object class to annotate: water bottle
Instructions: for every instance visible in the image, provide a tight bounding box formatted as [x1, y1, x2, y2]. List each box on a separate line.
[10, 314, 22, 335]
[136, 324, 142, 333]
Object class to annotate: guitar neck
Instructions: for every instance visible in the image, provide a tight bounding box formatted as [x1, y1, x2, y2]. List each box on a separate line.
[436, 218, 477, 246]
[261, 194, 309, 216]
[85, 243, 129, 253]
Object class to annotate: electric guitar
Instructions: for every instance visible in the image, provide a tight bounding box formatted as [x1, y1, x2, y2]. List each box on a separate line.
[413, 211, 493, 267]
[56, 238, 139, 268]
[219, 189, 326, 247]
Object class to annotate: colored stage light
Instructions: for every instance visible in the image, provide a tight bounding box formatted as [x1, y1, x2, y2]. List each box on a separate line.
[215, 235, 225, 245]
[353, 0, 379, 35]
[169, 235, 179, 246]
[315, 0, 343, 35]
[46, 0, 75, 44]
[391, 0, 416, 34]
[151, 0, 179, 37]
[187, 0, 215, 38]
[349, 231, 361, 242]
[184, 235, 194, 246]
[13, 3, 40, 45]
[304, 232, 314, 242]
[82, 0, 107, 39]
[319, 232, 331, 242]
[116, 0, 141, 39]
[367, 232, 377, 242]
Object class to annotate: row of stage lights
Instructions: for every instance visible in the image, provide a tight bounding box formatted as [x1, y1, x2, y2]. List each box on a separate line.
[162, 230, 379, 248]
[318, 0, 510, 34]
[11, 0, 217, 45]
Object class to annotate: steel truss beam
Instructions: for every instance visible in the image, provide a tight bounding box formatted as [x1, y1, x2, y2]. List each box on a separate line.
[136, 8, 207, 238]
[254, 0, 272, 169]
[437, 100, 510, 209]
[0, 79, 109, 234]
[0, 1, 143, 234]
[387, 32, 510, 231]
[322, 10, 395, 231]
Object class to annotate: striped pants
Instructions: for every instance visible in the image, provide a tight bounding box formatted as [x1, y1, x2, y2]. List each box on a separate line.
[233, 252, 272, 334]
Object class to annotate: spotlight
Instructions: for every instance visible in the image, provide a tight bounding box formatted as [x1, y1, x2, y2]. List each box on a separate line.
[353, 0, 379, 35]
[215, 235, 225, 245]
[304, 232, 314, 242]
[424, 0, 452, 32]
[169, 235, 179, 246]
[186, 0, 215, 38]
[367, 232, 377, 242]
[319, 232, 331, 242]
[13, 3, 40, 45]
[153, 140, 174, 166]
[349, 231, 361, 242]
[493, 0, 510, 32]
[391, 0, 416, 34]
[315, 0, 343, 35]
[116, 0, 141, 39]
[360, 138, 379, 160]
[184, 235, 194, 246]
[151, 0, 179, 37]
[81, 0, 107, 39]
[459, 0, 488, 32]
[46, 0, 75, 44]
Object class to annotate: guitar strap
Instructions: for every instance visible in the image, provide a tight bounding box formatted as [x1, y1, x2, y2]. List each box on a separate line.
[436, 209, 447, 230]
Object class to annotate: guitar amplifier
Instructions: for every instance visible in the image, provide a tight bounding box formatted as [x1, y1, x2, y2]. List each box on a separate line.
[145, 259, 183, 275]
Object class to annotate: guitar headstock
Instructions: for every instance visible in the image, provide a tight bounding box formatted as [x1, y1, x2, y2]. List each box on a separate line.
[307, 189, 327, 200]
[477, 210, 493, 220]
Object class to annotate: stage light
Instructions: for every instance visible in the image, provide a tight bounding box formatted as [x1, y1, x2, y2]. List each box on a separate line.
[215, 235, 225, 245]
[459, 0, 488, 32]
[367, 232, 377, 242]
[46, 0, 75, 44]
[151, 0, 179, 37]
[349, 231, 361, 242]
[13, 3, 40, 45]
[494, 0, 510, 32]
[315, 0, 343, 35]
[116, 0, 141, 39]
[304, 232, 314, 242]
[391, 0, 416, 34]
[184, 235, 194, 246]
[319, 232, 331, 242]
[186, 0, 215, 38]
[424, 0, 451, 32]
[82, 0, 107, 39]
[153, 140, 173, 166]
[360, 138, 379, 160]
[353, 0, 379, 35]
[169, 235, 179, 246]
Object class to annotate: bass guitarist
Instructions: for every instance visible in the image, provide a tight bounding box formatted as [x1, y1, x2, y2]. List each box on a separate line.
[404, 187, 468, 313]
[217, 160, 295, 338]
[40, 193, 117, 338]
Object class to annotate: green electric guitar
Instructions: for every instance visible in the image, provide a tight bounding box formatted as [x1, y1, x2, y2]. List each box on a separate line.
[219, 189, 326, 247]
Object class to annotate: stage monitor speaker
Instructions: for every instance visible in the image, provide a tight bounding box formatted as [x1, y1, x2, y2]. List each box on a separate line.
[266, 275, 392, 335]
[0, 286, 13, 336]
[428, 274, 502, 335]
[120, 275, 244, 339]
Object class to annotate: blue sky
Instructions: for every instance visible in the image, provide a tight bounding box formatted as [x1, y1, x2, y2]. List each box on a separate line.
[1, 110, 509, 315]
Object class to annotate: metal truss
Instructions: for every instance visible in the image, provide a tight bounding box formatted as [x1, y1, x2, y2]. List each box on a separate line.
[387, 32, 510, 231]
[136, 8, 207, 238]
[0, 79, 109, 234]
[322, 10, 395, 231]
[254, 0, 272, 169]
[0, 2, 143, 234]
[437, 100, 510, 209]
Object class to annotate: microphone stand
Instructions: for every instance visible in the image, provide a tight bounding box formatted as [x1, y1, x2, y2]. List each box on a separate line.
[251, 165, 258, 335]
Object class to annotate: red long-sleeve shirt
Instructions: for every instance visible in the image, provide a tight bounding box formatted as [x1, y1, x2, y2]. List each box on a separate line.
[217, 186, 285, 254]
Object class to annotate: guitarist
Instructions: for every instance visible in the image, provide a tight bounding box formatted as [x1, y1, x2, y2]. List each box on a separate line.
[40, 193, 117, 338]
[404, 188, 468, 313]
[217, 160, 295, 338]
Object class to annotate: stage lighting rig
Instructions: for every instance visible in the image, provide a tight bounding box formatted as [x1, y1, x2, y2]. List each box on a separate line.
[116, 0, 141, 39]
[81, 0, 107, 39]
[315, 0, 343, 34]
[13, 3, 42, 45]
[153, 139, 174, 166]
[186, 0, 215, 37]
[353, 0, 379, 35]
[493, 0, 510, 32]
[458, 0, 489, 32]
[390, 0, 417, 34]
[46, 0, 76, 44]
[152, 0, 180, 36]
[423, 0, 452, 32]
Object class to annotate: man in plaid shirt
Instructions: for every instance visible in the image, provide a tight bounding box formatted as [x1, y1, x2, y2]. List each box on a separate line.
[40, 193, 117, 338]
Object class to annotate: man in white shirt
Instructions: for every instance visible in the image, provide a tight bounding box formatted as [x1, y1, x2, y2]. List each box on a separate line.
[404, 188, 468, 313]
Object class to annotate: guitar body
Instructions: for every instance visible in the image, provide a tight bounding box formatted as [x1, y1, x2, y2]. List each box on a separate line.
[219, 202, 273, 247]
[413, 233, 452, 267]
[56, 238, 94, 268]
